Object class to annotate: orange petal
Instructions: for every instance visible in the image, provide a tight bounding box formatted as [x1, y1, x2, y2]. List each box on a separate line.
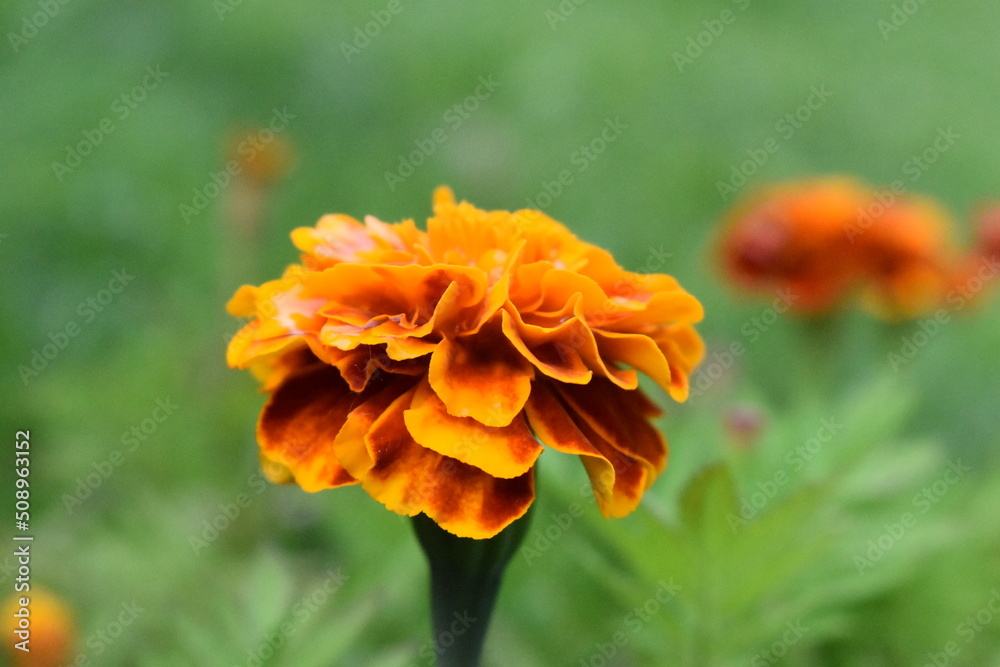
[556, 379, 667, 478]
[578, 428, 649, 518]
[601, 287, 705, 333]
[333, 376, 418, 479]
[567, 296, 639, 389]
[291, 214, 370, 260]
[593, 329, 674, 396]
[508, 261, 554, 313]
[524, 381, 651, 517]
[257, 364, 361, 492]
[363, 386, 536, 538]
[403, 379, 543, 479]
[433, 185, 456, 208]
[227, 320, 297, 369]
[306, 263, 489, 346]
[499, 308, 593, 385]
[428, 317, 535, 427]
[226, 284, 259, 317]
[654, 324, 705, 402]
[523, 382, 614, 507]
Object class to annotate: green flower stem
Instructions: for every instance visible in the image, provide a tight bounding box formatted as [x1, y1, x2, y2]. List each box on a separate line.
[411, 507, 533, 667]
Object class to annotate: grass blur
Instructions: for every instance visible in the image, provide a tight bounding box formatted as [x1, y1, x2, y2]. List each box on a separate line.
[2, 0, 999, 665]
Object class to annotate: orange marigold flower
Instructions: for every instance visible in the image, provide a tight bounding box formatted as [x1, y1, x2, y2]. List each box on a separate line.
[717, 176, 962, 319]
[3, 588, 76, 667]
[717, 177, 870, 313]
[227, 187, 704, 538]
[855, 196, 958, 319]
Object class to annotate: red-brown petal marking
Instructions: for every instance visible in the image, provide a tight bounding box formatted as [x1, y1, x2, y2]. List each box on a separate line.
[363, 387, 535, 538]
[576, 421, 649, 518]
[333, 376, 418, 479]
[257, 364, 362, 492]
[323, 346, 378, 392]
[556, 379, 667, 478]
[403, 379, 543, 479]
[428, 316, 534, 427]
[523, 383, 614, 507]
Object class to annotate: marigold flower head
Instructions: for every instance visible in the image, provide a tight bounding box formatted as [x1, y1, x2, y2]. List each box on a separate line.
[718, 177, 869, 313]
[3, 588, 76, 667]
[227, 187, 704, 538]
[717, 176, 961, 320]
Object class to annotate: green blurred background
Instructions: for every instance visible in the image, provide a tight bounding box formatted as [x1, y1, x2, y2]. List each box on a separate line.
[3, 0, 1000, 665]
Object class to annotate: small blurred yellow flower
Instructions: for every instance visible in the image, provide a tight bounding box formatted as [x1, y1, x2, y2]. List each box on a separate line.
[2, 588, 76, 667]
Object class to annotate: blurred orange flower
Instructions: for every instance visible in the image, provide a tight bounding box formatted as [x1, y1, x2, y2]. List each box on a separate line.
[717, 177, 963, 319]
[718, 177, 868, 313]
[227, 187, 704, 538]
[2, 588, 76, 667]
[855, 196, 957, 319]
[945, 203, 1000, 309]
[228, 128, 293, 188]
[973, 202, 1000, 258]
